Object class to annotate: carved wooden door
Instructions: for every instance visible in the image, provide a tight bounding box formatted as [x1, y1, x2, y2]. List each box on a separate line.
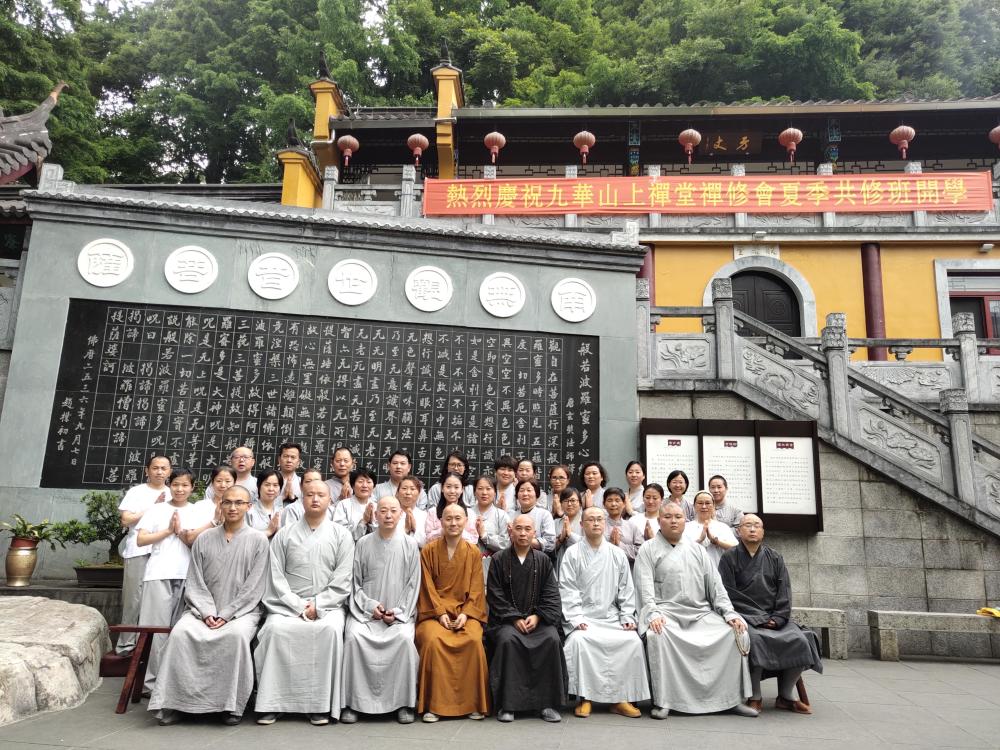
[731, 271, 801, 337]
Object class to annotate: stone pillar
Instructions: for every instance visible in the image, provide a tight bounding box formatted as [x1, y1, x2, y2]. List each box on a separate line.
[952, 312, 982, 402]
[905, 161, 926, 226]
[646, 164, 661, 230]
[636, 278, 653, 387]
[817, 163, 836, 227]
[940, 389, 980, 511]
[278, 148, 322, 208]
[861, 242, 888, 361]
[482, 164, 496, 225]
[321, 166, 339, 211]
[731, 164, 747, 228]
[399, 165, 417, 218]
[821, 312, 851, 436]
[564, 164, 578, 228]
[712, 278, 738, 381]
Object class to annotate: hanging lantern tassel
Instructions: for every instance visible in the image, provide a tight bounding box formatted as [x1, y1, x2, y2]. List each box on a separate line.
[337, 134, 360, 167]
[678, 128, 702, 164]
[778, 127, 803, 163]
[484, 131, 506, 164]
[889, 125, 916, 160]
[573, 130, 596, 164]
[407, 133, 429, 166]
[989, 125, 1000, 151]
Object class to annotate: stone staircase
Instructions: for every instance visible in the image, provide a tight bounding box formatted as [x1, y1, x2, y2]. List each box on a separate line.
[638, 278, 1000, 538]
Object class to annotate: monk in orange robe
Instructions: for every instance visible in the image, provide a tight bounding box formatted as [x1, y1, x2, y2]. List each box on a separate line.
[415, 503, 490, 722]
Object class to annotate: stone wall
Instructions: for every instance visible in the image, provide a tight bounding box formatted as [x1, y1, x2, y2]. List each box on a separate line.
[640, 391, 1000, 658]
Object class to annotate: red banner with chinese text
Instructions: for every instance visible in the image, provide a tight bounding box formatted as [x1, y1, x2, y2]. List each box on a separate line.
[423, 171, 994, 216]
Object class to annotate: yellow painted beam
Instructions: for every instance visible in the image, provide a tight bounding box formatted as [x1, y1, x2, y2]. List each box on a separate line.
[277, 148, 322, 208]
[432, 65, 464, 179]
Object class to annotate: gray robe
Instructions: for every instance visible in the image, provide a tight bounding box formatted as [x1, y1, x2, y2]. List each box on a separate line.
[254, 517, 354, 718]
[343, 533, 421, 713]
[634, 534, 750, 713]
[559, 540, 650, 703]
[148, 525, 268, 715]
[719, 542, 823, 674]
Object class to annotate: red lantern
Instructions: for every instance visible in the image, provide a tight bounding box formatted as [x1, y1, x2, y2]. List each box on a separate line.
[778, 127, 803, 163]
[407, 133, 429, 166]
[484, 131, 506, 163]
[989, 126, 1000, 150]
[889, 125, 916, 159]
[573, 130, 596, 164]
[678, 128, 702, 164]
[337, 134, 360, 166]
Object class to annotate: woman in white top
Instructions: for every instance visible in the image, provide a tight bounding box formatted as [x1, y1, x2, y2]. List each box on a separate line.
[426, 451, 476, 508]
[396, 474, 428, 547]
[247, 469, 282, 538]
[602, 487, 643, 563]
[183, 465, 236, 544]
[579, 461, 608, 509]
[470, 475, 510, 581]
[666, 469, 693, 520]
[515, 458, 549, 511]
[116, 454, 171, 655]
[627, 482, 665, 545]
[682, 490, 738, 568]
[623, 460, 646, 516]
[547, 464, 571, 519]
[493, 455, 518, 511]
[425, 472, 479, 545]
[332, 467, 377, 540]
[553, 487, 583, 571]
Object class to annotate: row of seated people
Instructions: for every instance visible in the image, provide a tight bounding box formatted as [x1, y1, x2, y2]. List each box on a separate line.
[124, 468, 821, 727]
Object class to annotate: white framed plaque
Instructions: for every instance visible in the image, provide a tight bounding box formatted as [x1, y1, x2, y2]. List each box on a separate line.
[551, 277, 596, 322]
[328, 258, 377, 305]
[77, 239, 134, 288]
[248, 252, 299, 300]
[164, 245, 218, 294]
[405, 265, 453, 312]
[645, 433, 699, 502]
[702, 434, 758, 514]
[479, 271, 525, 318]
[759, 436, 818, 515]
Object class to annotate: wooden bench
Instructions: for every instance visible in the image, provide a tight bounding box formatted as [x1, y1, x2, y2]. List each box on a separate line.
[107, 625, 171, 713]
[867, 610, 1000, 661]
[792, 606, 848, 660]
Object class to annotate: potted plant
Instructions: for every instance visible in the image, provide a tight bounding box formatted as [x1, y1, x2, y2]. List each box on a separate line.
[2, 514, 63, 586]
[52, 491, 127, 588]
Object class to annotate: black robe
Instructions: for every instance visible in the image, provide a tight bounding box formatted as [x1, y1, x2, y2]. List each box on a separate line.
[719, 542, 823, 674]
[485, 547, 567, 712]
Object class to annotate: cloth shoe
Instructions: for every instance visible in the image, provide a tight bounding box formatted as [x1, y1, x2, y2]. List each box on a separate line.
[339, 708, 358, 724]
[422, 712, 439, 723]
[309, 713, 330, 725]
[256, 713, 278, 725]
[223, 712, 242, 725]
[540, 707, 561, 722]
[468, 712, 485, 720]
[574, 700, 592, 718]
[649, 706, 670, 720]
[746, 699, 763, 712]
[775, 696, 812, 714]
[729, 703, 759, 718]
[157, 710, 181, 726]
[610, 702, 641, 718]
[497, 709, 514, 722]
[397, 708, 415, 724]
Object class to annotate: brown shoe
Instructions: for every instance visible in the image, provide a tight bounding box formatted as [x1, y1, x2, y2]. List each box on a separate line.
[775, 696, 812, 714]
[574, 700, 592, 718]
[746, 699, 763, 712]
[610, 702, 641, 718]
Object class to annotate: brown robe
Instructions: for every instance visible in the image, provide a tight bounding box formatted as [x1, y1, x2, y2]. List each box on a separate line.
[415, 538, 490, 716]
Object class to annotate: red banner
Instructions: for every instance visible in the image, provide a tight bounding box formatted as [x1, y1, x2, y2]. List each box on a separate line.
[424, 171, 994, 216]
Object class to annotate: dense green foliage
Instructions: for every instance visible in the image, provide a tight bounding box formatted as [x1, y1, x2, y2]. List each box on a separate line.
[2, 0, 999, 182]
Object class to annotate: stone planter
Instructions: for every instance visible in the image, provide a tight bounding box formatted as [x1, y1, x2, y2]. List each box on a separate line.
[73, 565, 124, 588]
[5, 538, 39, 586]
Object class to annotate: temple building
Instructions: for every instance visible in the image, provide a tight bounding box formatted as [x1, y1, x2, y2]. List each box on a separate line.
[1, 65, 1000, 658]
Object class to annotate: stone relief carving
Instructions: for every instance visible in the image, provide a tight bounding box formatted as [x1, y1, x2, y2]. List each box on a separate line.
[656, 339, 711, 373]
[336, 203, 396, 216]
[660, 214, 730, 228]
[836, 213, 910, 228]
[930, 212, 993, 225]
[984, 472, 1000, 507]
[857, 365, 951, 393]
[741, 346, 820, 417]
[747, 213, 820, 227]
[858, 406, 941, 479]
[495, 216, 564, 228]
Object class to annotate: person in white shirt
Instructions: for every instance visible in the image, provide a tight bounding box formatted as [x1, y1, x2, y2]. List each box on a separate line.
[325, 445, 355, 503]
[373, 450, 428, 509]
[247, 469, 283, 538]
[493, 455, 518, 511]
[333, 467, 378, 541]
[579, 461, 608, 509]
[229, 447, 258, 503]
[426, 451, 475, 508]
[627, 482, 666, 545]
[184, 466, 236, 545]
[116, 454, 172, 655]
[682, 490, 738, 568]
[277, 442, 304, 507]
[396, 475, 428, 548]
[623, 461, 646, 517]
[515, 458, 549, 511]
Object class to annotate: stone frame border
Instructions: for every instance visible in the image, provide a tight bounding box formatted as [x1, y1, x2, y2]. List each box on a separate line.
[933, 258, 1000, 338]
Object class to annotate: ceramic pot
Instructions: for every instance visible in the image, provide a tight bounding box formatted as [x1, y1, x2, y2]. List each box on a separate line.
[5, 539, 39, 586]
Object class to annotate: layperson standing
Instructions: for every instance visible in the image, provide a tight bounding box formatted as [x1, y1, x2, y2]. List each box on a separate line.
[560, 506, 648, 719]
[254, 482, 354, 726]
[374, 450, 428, 509]
[277, 442, 304, 506]
[553, 487, 583, 571]
[515, 458, 549, 511]
[709, 474, 744, 528]
[665, 469, 693, 520]
[183, 466, 236, 544]
[493, 455, 518, 511]
[341, 496, 421, 725]
[634, 502, 755, 720]
[579, 461, 607, 509]
[116, 454, 171, 655]
[682, 490, 738, 568]
[470, 475, 510, 578]
[623, 461, 646, 516]
[627, 483, 665, 545]
[485, 514, 567, 723]
[150, 487, 268, 726]
[424, 472, 479, 545]
[395, 475, 428, 547]
[719, 514, 822, 714]
[326, 445, 355, 503]
[229, 446, 258, 502]
[546, 464, 571, 519]
[427, 451, 476, 508]
[246, 469, 282, 538]
[510, 479, 556, 553]
[415, 503, 490, 722]
[602, 487, 643, 563]
[332, 467, 378, 540]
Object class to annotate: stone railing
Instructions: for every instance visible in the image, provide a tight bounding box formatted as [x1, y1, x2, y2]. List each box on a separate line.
[639, 278, 1000, 536]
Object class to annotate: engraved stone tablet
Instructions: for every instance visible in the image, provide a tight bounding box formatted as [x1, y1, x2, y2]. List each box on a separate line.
[248, 252, 299, 300]
[328, 258, 377, 306]
[77, 239, 134, 288]
[479, 271, 525, 318]
[164, 245, 218, 294]
[405, 265, 453, 312]
[551, 277, 596, 322]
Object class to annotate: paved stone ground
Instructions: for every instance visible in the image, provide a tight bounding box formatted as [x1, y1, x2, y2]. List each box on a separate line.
[2, 657, 999, 750]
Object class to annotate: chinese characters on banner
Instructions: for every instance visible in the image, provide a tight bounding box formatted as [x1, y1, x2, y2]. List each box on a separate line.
[41, 300, 599, 489]
[423, 171, 994, 216]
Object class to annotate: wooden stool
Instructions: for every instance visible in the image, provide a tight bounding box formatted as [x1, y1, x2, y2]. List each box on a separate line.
[107, 625, 171, 714]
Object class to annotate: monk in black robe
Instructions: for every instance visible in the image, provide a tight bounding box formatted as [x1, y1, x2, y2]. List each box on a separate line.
[485, 513, 567, 722]
[719, 514, 822, 714]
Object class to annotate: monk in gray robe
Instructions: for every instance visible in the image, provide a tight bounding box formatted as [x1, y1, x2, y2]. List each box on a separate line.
[719, 514, 822, 714]
[150, 486, 268, 726]
[254, 481, 355, 726]
[634, 502, 756, 720]
[486, 514, 567, 723]
[341, 496, 421, 725]
[560, 506, 649, 718]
